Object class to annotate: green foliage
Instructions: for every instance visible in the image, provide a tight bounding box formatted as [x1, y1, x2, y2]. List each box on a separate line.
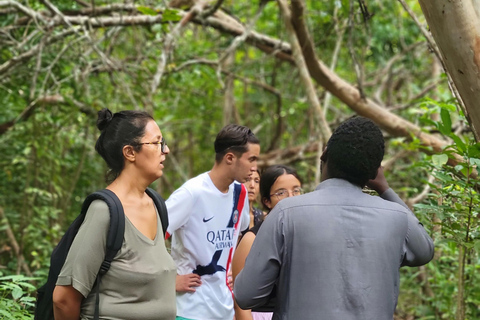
[0, 1, 477, 318]
[398, 102, 480, 319]
[0, 275, 36, 319]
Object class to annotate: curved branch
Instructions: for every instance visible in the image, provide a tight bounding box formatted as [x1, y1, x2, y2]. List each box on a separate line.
[201, 0, 225, 19]
[277, 0, 331, 143]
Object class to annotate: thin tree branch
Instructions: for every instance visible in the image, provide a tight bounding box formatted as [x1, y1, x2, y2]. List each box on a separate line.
[0, 12, 170, 78]
[0, 206, 32, 276]
[29, 35, 45, 102]
[348, 0, 366, 100]
[73, 0, 89, 7]
[172, 58, 282, 96]
[218, 3, 266, 65]
[150, 1, 208, 101]
[0, 29, 75, 78]
[277, 0, 331, 144]
[389, 78, 445, 111]
[406, 174, 436, 207]
[200, 0, 225, 18]
[323, 15, 347, 117]
[0, 0, 46, 23]
[0, 94, 95, 135]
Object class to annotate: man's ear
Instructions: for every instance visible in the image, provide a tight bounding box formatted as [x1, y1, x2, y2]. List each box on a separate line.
[320, 146, 327, 162]
[123, 145, 136, 162]
[224, 152, 235, 165]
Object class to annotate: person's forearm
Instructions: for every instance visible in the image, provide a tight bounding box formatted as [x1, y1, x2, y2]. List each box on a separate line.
[234, 301, 253, 320]
[53, 304, 80, 320]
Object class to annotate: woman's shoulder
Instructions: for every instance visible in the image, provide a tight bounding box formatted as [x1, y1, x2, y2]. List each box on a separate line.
[84, 199, 111, 225]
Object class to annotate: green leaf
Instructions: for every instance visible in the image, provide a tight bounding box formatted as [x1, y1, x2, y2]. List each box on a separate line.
[474, 240, 480, 253]
[11, 286, 23, 300]
[468, 143, 480, 158]
[470, 157, 480, 168]
[163, 8, 182, 22]
[0, 309, 16, 320]
[460, 167, 471, 177]
[449, 133, 466, 153]
[438, 111, 451, 136]
[463, 242, 475, 249]
[137, 6, 158, 16]
[451, 222, 461, 230]
[432, 154, 448, 167]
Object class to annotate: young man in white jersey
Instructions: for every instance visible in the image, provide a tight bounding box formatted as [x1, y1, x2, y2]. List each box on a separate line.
[166, 124, 260, 320]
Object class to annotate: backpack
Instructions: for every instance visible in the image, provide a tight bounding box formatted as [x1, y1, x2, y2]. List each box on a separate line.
[34, 187, 168, 320]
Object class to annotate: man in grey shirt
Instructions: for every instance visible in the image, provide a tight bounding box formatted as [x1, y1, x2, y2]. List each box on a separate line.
[234, 116, 434, 320]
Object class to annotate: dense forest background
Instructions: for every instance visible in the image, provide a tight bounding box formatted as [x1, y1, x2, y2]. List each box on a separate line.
[1, 0, 480, 319]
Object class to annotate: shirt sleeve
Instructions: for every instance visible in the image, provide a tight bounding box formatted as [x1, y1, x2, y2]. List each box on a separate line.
[165, 185, 195, 237]
[234, 206, 284, 309]
[381, 188, 435, 267]
[240, 185, 250, 232]
[56, 200, 109, 298]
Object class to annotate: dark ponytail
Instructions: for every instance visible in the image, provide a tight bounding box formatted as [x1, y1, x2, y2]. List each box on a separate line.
[96, 108, 114, 131]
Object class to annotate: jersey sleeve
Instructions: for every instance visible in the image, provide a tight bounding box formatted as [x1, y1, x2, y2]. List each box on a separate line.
[56, 200, 109, 298]
[240, 185, 250, 232]
[165, 185, 195, 238]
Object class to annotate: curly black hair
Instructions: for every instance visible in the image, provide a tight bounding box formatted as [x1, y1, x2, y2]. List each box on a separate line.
[323, 116, 384, 187]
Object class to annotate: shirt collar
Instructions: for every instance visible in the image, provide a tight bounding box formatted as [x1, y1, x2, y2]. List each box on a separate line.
[314, 178, 363, 192]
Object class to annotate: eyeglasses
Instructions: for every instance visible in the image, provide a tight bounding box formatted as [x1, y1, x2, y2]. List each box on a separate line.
[136, 137, 167, 153]
[270, 187, 303, 200]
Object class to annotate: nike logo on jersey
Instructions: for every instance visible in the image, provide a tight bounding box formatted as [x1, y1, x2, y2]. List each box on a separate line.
[203, 216, 214, 222]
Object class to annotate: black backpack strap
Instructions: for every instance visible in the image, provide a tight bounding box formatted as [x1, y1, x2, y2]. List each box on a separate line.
[82, 189, 125, 274]
[82, 189, 125, 320]
[145, 187, 169, 237]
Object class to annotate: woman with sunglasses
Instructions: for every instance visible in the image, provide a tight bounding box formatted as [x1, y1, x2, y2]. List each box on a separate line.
[53, 108, 176, 320]
[232, 165, 302, 320]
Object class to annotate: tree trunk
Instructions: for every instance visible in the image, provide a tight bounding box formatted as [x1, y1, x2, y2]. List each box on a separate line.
[418, 0, 480, 140]
[222, 50, 238, 125]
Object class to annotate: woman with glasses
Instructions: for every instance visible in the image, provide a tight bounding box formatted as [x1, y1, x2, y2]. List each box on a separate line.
[52, 108, 176, 320]
[232, 165, 302, 320]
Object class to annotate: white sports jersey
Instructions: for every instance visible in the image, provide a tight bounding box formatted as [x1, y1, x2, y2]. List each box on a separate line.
[166, 172, 250, 320]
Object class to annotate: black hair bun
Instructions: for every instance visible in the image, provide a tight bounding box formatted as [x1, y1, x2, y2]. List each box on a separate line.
[97, 108, 114, 131]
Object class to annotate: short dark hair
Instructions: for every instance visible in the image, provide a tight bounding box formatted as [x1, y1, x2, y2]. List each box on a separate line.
[214, 124, 259, 162]
[95, 108, 153, 182]
[260, 165, 302, 211]
[324, 116, 384, 187]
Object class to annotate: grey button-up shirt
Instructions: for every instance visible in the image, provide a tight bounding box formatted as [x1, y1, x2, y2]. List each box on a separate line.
[234, 178, 434, 320]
